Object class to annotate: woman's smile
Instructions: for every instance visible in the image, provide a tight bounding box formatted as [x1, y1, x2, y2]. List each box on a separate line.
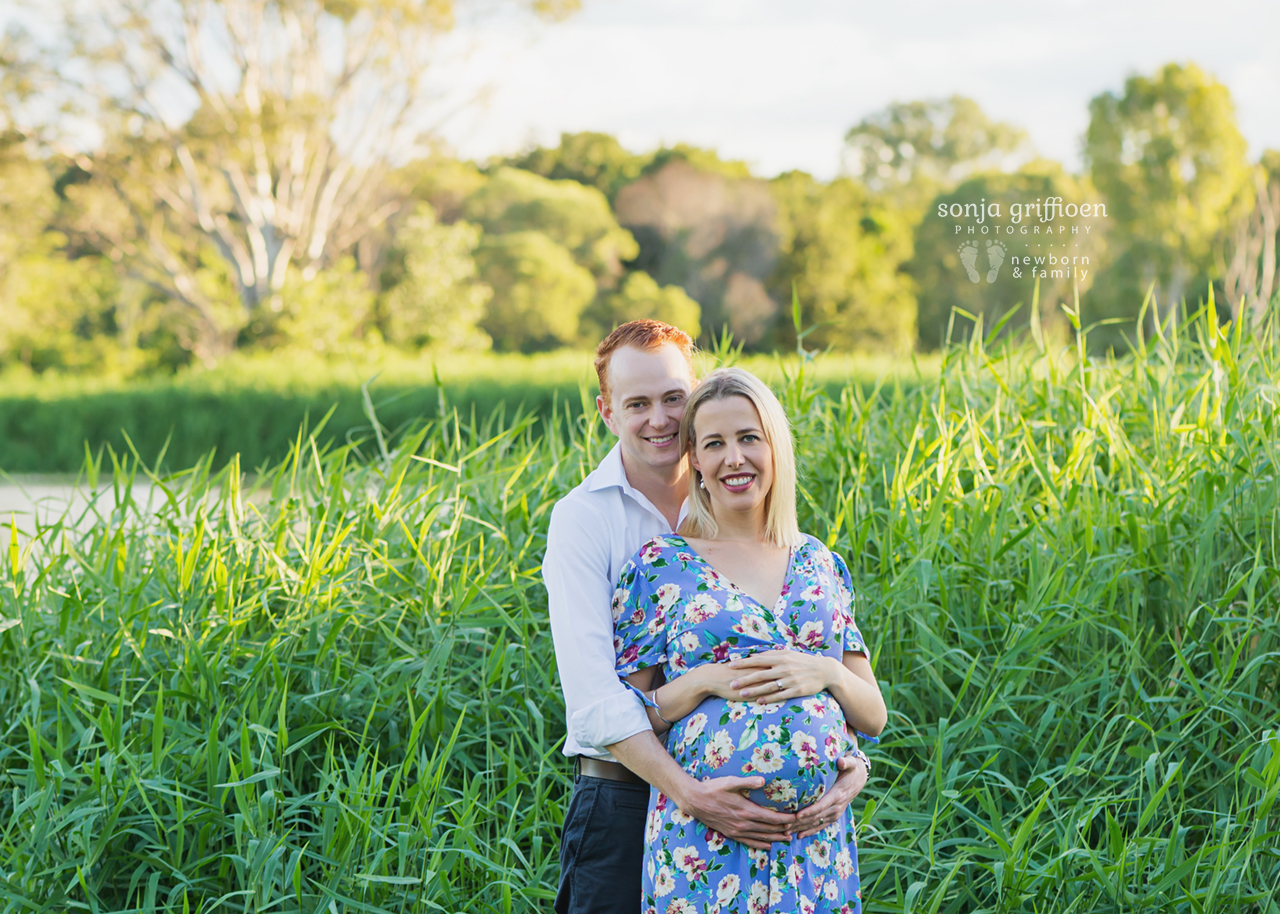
[719, 472, 756, 492]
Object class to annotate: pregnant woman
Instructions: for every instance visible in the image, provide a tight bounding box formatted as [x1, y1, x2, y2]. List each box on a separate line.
[613, 367, 887, 914]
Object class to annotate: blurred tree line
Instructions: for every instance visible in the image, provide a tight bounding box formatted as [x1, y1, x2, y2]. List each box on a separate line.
[1, 1, 1277, 375]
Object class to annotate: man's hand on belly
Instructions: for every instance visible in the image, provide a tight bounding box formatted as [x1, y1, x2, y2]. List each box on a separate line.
[606, 730, 798, 849]
[791, 756, 868, 838]
[679, 776, 798, 850]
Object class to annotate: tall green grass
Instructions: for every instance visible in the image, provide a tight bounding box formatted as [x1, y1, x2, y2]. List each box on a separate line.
[0, 348, 925, 473]
[1, 305, 1277, 912]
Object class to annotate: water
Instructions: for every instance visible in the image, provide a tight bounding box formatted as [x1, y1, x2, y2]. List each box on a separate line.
[0, 476, 160, 554]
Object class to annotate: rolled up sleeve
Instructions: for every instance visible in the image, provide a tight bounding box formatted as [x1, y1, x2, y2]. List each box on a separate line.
[543, 499, 652, 755]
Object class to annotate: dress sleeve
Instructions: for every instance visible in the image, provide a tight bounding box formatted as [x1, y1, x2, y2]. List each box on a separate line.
[830, 547, 881, 744]
[830, 549, 869, 658]
[613, 546, 669, 676]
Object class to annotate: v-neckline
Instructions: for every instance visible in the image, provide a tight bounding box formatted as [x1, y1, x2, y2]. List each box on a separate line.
[673, 535, 797, 615]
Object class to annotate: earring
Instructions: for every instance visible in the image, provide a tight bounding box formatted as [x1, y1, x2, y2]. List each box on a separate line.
[698, 474, 706, 489]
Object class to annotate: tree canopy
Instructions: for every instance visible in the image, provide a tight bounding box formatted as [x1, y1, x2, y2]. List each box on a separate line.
[1085, 62, 1252, 328]
[46, 0, 580, 361]
[1, 48, 1275, 371]
[844, 95, 1030, 217]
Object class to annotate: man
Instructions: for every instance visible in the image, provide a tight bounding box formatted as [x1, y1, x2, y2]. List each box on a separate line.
[543, 320, 867, 914]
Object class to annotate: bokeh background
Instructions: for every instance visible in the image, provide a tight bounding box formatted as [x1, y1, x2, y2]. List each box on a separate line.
[1, 0, 1279, 471]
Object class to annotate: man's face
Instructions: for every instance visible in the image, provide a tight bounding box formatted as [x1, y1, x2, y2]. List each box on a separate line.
[597, 344, 696, 474]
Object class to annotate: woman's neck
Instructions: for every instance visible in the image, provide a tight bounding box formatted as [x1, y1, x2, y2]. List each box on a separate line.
[707, 505, 767, 543]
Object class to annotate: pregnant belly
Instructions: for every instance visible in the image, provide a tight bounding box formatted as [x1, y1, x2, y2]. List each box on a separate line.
[668, 692, 849, 812]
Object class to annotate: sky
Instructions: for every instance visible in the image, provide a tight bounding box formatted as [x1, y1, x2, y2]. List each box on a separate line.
[2, 0, 1277, 179]
[437, 0, 1280, 178]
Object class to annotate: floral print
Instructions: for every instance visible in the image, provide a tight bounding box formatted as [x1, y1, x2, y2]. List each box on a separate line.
[615, 534, 869, 913]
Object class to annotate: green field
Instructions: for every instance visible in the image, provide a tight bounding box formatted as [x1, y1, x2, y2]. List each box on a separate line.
[1, 312, 1278, 913]
[0, 348, 929, 474]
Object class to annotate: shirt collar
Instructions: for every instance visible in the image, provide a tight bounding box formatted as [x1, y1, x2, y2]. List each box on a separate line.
[588, 442, 690, 527]
[586, 441, 628, 492]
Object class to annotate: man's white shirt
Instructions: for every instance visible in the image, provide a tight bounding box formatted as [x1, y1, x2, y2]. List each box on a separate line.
[542, 442, 688, 761]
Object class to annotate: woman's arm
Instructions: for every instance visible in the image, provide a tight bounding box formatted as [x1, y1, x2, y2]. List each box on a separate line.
[826, 652, 887, 737]
[624, 664, 740, 735]
[727, 649, 887, 737]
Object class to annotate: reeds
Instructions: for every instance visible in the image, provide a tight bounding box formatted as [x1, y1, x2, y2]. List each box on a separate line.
[2, 304, 1277, 912]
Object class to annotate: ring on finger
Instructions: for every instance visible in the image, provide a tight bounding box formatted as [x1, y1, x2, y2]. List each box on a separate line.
[775, 679, 784, 691]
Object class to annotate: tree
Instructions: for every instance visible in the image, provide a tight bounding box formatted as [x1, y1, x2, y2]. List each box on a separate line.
[382, 203, 491, 351]
[266, 258, 376, 354]
[642, 144, 753, 182]
[0, 83, 114, 372]
[398, 154, 488, 225]
[1220, 151, 1279, 325]
[0, 130, 54, 276]
[1085, 63, 1252, 329]
[505, 131, 648, 202]
[0, 29, 52, 266]
[582, 270, 701, 342]
[52, 0, 578, 362]
[474, 231, 596, 351]
[614, 159, 780, 346]
[462, 166, 637, 287]
[769, 171, 916, 353]
[0, 236, 129, 372]
[843, 96, 1029, 217]
[1, 26, 38, 134]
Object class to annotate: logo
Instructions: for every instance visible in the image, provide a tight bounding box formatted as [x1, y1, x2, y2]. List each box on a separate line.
[938, 196, 1107, 284]
[957, 239, 1007, 283]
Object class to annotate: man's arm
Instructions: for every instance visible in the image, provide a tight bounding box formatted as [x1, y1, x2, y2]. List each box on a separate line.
[543, 499, 653, 752]
[608, 664, 799, 848]
[605, 731, 797, 850]
[790, 754, 869, 838]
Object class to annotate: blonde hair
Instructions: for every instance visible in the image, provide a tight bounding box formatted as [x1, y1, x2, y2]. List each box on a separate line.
[677, 367, 802, 548]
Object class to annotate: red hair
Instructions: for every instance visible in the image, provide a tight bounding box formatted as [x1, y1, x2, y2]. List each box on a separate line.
[594, 320, 696, 405]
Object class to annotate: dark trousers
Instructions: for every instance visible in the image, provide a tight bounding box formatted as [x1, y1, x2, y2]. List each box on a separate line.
[555, 773, 650, 914]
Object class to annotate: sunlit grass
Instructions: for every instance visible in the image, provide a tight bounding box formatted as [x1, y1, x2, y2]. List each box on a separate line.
[1, 307, 1277, 912]
[0, 347, 938, 474]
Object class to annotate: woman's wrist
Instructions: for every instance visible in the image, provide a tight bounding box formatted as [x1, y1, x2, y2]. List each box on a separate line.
[822, 654, 845, 691]
[682, 663, 726, 701]
[648, 688, 675, 725]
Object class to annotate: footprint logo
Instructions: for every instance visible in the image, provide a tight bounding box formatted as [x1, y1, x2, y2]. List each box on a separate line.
[986, 241, 1006, 282]
[958, 241, 980, 283]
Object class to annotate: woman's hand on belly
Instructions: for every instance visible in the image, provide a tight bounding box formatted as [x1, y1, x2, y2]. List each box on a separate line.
[728, 649, 840, 703]
[687, 661, 743, 700]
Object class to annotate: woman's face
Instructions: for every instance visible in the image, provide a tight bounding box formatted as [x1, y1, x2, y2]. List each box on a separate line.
[689, 395, 773, 519]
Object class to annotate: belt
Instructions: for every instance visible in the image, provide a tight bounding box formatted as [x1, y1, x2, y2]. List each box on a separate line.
[577, 756, 646, 785]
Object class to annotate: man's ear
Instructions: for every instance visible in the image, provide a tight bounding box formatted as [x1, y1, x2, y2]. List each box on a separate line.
[596, 394, 616, 435]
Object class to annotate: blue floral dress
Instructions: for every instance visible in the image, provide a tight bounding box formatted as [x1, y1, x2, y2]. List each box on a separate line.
[613, 533, 871, 914]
